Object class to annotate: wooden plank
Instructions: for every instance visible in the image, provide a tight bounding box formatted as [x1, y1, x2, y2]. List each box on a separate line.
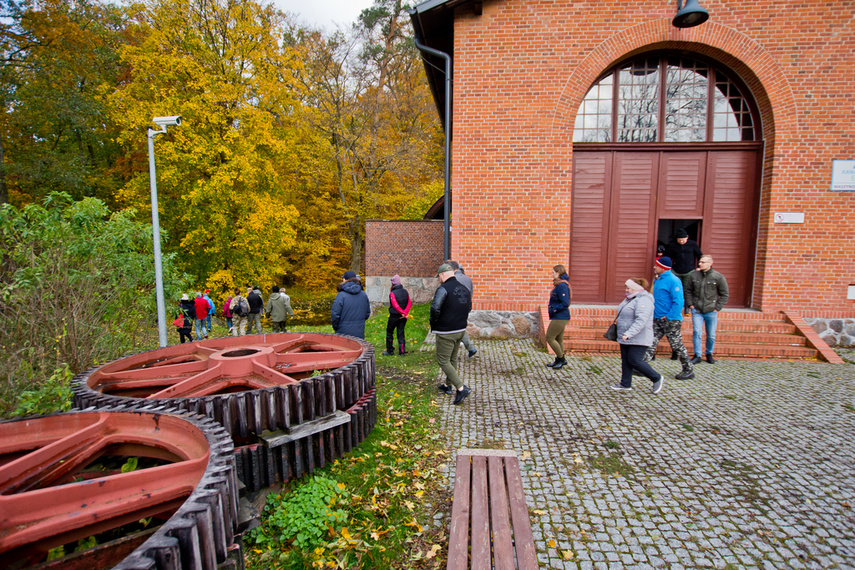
[448, 454, 472, 570]
[470, 456, 490, 570]
[260, 410, 352, 447]
[504, 456, 538, 569]
[488, 456, 515, 570]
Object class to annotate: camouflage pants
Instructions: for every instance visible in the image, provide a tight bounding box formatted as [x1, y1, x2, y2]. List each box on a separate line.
[645, 318, 693, 372]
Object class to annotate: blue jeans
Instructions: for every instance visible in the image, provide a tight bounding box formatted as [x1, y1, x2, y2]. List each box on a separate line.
[691, 308, 718, 356]
[194, 318, 207, 340]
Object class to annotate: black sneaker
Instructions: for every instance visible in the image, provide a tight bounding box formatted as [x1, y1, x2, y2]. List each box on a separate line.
[437, 384, 453, 395]
[706, 354, 716, 364]
[453, 386, 472, 405]
[690, 356, 702, 365]
[468, 348, 478, 358]
[675, 369, 695, 380]
[382, 350, 395, 356]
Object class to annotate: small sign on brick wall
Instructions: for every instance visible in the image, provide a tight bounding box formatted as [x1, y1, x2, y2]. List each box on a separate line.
[773, 212, 805, 224]
[831, 160, 855, 191]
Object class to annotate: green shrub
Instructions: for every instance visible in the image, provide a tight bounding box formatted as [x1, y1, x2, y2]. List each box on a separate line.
[250, 475, 350, 553]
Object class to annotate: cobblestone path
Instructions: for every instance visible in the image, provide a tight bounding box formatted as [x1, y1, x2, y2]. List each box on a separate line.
[435, 338, 855, 569]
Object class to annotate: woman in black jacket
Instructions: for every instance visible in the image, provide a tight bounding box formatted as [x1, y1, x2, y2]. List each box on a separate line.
[383, 275, 412, 356]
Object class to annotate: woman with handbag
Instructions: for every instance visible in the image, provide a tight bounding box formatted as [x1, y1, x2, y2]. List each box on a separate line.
[545, 264, 572, 369]
[612, 278, 663, 393]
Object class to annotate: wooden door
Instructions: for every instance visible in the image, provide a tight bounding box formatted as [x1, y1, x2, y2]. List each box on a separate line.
[571, 147, 759, 306]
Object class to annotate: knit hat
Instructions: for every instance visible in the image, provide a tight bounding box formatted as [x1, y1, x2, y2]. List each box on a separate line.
[342, 270, 357, 280]
[625, 279, 645, 293]
[272, 285, 280, 292]
[204, 289, 209, 294]
[655, 256, 673, 270]
[436, 263, 453, 276]
[676, 228, 689, 239]
[391, 274, 401, 286]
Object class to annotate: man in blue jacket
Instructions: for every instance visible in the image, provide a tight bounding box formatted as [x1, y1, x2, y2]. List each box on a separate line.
[644, 257, 695, 380]
[331, 271, 371, 338]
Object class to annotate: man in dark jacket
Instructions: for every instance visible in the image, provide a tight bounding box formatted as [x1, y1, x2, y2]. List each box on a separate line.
[247, 286, 264, 334]
[431, 263, 473, 405]
[331, 271, 371, 338]
[664, 228, 703, 308]
[686, 255, 729, 364]
[448, 260, 477, 358]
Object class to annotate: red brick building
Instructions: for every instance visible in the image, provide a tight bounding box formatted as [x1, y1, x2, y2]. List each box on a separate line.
[409, 0, 854, 316]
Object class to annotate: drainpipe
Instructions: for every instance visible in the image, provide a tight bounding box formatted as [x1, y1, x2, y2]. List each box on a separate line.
[412, 34, 452, 261]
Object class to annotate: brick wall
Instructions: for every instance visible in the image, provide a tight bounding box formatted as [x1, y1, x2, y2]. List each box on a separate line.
[365, 220, 445, 277]
[442, 0, 854, 313]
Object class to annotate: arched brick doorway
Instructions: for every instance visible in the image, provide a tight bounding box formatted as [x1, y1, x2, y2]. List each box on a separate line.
[569, 53, 761, 306]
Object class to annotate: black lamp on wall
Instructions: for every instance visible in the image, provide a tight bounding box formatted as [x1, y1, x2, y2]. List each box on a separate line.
[673, 0, 709, 27]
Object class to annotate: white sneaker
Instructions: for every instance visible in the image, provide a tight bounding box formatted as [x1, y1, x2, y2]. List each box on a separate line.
[611, 383, 632, 391]
[652, 378, 664, 394]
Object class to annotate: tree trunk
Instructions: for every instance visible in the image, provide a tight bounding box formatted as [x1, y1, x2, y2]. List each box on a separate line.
[0, 137, 7, 205]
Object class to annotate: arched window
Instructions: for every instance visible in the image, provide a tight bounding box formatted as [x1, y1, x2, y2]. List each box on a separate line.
[573, 55, 757, 143]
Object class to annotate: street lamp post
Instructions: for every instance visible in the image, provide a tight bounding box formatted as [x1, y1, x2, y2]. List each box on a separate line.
[147, 115, 182, 347]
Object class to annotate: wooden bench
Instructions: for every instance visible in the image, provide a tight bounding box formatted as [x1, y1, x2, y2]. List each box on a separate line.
[448, 449, 538, 569]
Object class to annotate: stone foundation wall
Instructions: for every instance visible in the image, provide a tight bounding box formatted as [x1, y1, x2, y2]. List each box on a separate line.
[366, 276, 439, 310]
[805, 318, 855, 348]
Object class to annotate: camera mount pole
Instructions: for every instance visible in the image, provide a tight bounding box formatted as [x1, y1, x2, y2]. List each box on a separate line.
[148, 124, 169, 347]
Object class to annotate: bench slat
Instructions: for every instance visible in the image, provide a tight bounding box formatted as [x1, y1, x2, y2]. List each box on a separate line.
[470, 455, 491, 569]
[504, 456, 538, 569]
[488, 456, 515, 570]
[448, 454, 472, 570]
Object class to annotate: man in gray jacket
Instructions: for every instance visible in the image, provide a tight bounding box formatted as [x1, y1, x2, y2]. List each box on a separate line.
[266, 286, 295, 332]
[685, 255, 729, 364]
[447, 260, 477, 358]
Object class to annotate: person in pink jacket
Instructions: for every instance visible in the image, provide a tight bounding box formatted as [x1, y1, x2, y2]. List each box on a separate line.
[383, 275, 412, 356]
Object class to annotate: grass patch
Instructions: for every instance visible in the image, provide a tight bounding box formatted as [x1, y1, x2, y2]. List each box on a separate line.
[246, 304, 451, 569]
[604, 440, 620, 449]
[587, 453, 634, 477]
[682, 423, 695, 432]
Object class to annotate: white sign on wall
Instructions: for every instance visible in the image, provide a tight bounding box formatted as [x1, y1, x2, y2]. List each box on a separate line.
[773, 212, 805, 224]
[831, 160, 855, 191]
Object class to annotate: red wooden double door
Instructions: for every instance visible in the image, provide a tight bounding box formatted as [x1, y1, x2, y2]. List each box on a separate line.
[569, 146, 761, 307]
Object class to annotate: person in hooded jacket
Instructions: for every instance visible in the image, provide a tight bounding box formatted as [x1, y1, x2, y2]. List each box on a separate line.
[545, 264, 572, 369]
[331, 271, 371, 338]
[383, 274, 412, 356]
[177, 294, 195, 343]
[266, 286, 295, 332]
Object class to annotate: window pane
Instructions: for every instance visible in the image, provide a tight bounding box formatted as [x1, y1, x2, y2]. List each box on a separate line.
[616, 58, 659, 142]
[713, 75, 754, 141]
[664, 58, 708, 142]
[573, 73, 613, 142]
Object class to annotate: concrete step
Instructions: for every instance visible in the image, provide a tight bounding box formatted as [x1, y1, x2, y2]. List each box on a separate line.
[565, 339, 819, 360]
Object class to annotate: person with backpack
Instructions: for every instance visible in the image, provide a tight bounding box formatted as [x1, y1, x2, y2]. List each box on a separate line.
[223, 293, 233, 334]
[177, 294, 195, 343]
[331, 271, 370, 338]
[230, 287, 250, 336]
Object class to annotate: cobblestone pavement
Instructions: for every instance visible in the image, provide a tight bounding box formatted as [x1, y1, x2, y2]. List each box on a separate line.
[434, 338, 855, 569]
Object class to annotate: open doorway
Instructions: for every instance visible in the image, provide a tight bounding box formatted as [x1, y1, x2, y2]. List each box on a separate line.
[657, 219, 701, 253]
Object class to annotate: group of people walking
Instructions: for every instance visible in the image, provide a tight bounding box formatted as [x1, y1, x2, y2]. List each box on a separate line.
[174, 285, 294, 341]
[544, 229, 729, 395]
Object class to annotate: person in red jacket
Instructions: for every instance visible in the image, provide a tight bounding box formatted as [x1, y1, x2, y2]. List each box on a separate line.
[193, 292, 209, 340]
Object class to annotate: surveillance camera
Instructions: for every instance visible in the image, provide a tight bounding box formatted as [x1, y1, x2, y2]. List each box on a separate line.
[152, 116, 182, 127]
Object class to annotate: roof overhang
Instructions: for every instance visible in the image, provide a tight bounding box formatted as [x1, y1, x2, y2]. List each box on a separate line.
[409, 0, 482, 125]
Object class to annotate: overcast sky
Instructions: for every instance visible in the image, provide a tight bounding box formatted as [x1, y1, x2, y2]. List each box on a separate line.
[273, 0, 378, 32]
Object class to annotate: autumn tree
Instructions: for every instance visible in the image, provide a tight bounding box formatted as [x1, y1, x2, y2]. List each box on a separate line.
[110, 0, 309, 296]
[291, 0, 442, 277]
[0, 0, 126, 206]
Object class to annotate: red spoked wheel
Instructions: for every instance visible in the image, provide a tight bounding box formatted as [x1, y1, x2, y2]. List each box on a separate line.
[83, 333, 366, 399]
[72, 333, 377, 492]
[0, 408, 237, 570]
